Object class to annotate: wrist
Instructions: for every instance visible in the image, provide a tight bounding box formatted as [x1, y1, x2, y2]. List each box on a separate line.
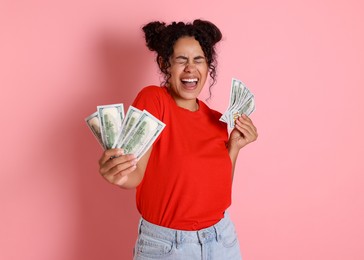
[227, 143, 239, 157]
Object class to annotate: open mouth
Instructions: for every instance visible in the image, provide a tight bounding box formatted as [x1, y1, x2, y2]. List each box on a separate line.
[181, 78, 198, 89]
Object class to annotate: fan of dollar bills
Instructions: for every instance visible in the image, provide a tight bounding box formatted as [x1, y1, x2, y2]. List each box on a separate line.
[85, 104, 165, 159]
[220, 78, 256, 128]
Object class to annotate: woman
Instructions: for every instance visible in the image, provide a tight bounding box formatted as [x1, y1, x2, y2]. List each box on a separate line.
[99, 19, 258, 259]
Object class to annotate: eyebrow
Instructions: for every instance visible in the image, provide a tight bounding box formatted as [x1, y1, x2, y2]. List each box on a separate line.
[174, 55, 206, 60]
[175, 56, 188, 60]
[194, 56, 206, 60]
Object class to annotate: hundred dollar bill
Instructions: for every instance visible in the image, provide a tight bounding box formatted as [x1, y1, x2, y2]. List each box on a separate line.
[239, 94, 255, 116]
[230, 95, 256, 126]
[221, 79, 238, 122]
[220, 78, 255, 128]
[117, 110, 165, 158]
[232, 80, 251, 111]
[97, 103, 125, 149]
[136, 119, 165, 158]
[221, 78, 244, 123]
[229, 87, 253, 128]
[85, 111, 105, 149]
[228, 78, 242, 110]
[112, 106, 142, 149]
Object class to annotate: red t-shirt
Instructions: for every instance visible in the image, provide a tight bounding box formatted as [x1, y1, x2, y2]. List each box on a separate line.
[132, 86, 232, 230]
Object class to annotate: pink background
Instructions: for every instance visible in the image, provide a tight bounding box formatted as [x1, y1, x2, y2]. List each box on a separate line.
[1, 0, 363, 259]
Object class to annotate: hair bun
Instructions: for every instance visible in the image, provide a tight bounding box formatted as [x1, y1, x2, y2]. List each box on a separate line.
[142, 21, 166, 52]
[193, 19, 222, 45]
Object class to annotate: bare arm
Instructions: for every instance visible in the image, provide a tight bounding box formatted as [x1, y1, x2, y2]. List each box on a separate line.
[227, 114, 258, 180]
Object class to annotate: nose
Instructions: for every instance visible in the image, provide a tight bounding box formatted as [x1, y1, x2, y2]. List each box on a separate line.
[184, 62, 196, 73]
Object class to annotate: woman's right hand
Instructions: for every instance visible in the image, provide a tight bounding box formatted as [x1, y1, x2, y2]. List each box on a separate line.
[98, 148, 138, 187]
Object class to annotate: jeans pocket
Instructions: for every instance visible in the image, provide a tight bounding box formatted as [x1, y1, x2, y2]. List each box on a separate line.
[221, 223, 238, 248]
[136, 233, 174, 258]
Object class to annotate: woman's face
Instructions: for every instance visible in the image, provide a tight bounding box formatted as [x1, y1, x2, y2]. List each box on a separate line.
[167, 36, 209, 110]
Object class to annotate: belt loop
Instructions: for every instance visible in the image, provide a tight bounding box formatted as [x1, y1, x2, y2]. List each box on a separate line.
[213, 225, 221, 242]
[175, 230, 181, 249]
[137, 218, 143, 235]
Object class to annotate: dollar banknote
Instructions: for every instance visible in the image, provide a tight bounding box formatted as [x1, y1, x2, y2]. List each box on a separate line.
[116, 110, 165, 158]
[238, 95, 255, 117]
[112, 106, 142, 149]
[85, 112, 105, 149]
[220, 78, 255, 128]
[85, 104, 165, 159]
[97, 103, 125, 149]
[221, 78, 243, 123]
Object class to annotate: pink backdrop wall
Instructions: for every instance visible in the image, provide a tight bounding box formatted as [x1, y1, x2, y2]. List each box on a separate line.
[1, 0, 363, 259]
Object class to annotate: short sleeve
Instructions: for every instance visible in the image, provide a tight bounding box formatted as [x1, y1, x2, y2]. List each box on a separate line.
[132, 86, 164, 121]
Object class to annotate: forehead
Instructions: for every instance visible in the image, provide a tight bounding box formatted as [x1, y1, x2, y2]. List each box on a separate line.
[172, 37, 204, 56]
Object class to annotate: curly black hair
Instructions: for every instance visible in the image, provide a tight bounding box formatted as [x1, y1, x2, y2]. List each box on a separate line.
[142, 19, 222, 98]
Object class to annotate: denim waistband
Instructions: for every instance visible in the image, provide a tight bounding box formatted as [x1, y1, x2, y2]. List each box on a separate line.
[138, 212, 231, 246]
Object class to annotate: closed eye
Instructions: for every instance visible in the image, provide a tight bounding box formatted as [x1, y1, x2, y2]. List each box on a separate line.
[172, 56, 206, 65]
[174, 56, 188, 65]
[194, 57, 206, 64]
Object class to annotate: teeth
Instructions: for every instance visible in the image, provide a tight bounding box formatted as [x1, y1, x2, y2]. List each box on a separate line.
[181, 78, 198, 83]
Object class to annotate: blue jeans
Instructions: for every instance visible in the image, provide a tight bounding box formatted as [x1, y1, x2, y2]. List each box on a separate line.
[133, 212, 242, 260]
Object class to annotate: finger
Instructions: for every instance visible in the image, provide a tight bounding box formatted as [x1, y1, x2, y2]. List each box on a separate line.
[241, 114, 252, 122]
[102, 170, 128, 185]
[118, 164, 137, 177]
[234, 124, 251, 139]
[234, 122, 257, 142]
[240, 114, 257, 126]
[111, 157, 138, 177]
[111, 154, 137, 170]
[99, 153, 135, 176]
[101, 157, 138, 177]
[235, 119, 256, 136]
[102, 164, 136, 185]
[239, 115, 257, 129]
[113, 175, 129, 186]
[98, 148, 123, 166]
[237, 116, 257, 134]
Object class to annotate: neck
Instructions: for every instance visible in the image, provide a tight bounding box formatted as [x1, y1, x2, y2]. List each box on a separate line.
[167, 87, 199, 112]
[176, 98, 199, 112]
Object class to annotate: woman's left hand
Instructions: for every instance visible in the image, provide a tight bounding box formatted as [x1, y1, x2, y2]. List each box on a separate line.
[228, 114, 258, 151]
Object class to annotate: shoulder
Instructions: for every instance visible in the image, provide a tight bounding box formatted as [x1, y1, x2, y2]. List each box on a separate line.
[199, 100, 222, 119]
[134, 85, 166, 105]
[199, 100, 228, 129]
[133, 85, 168, 119]
[209, 107, 223, 119]
[137, 85, 166, 97]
